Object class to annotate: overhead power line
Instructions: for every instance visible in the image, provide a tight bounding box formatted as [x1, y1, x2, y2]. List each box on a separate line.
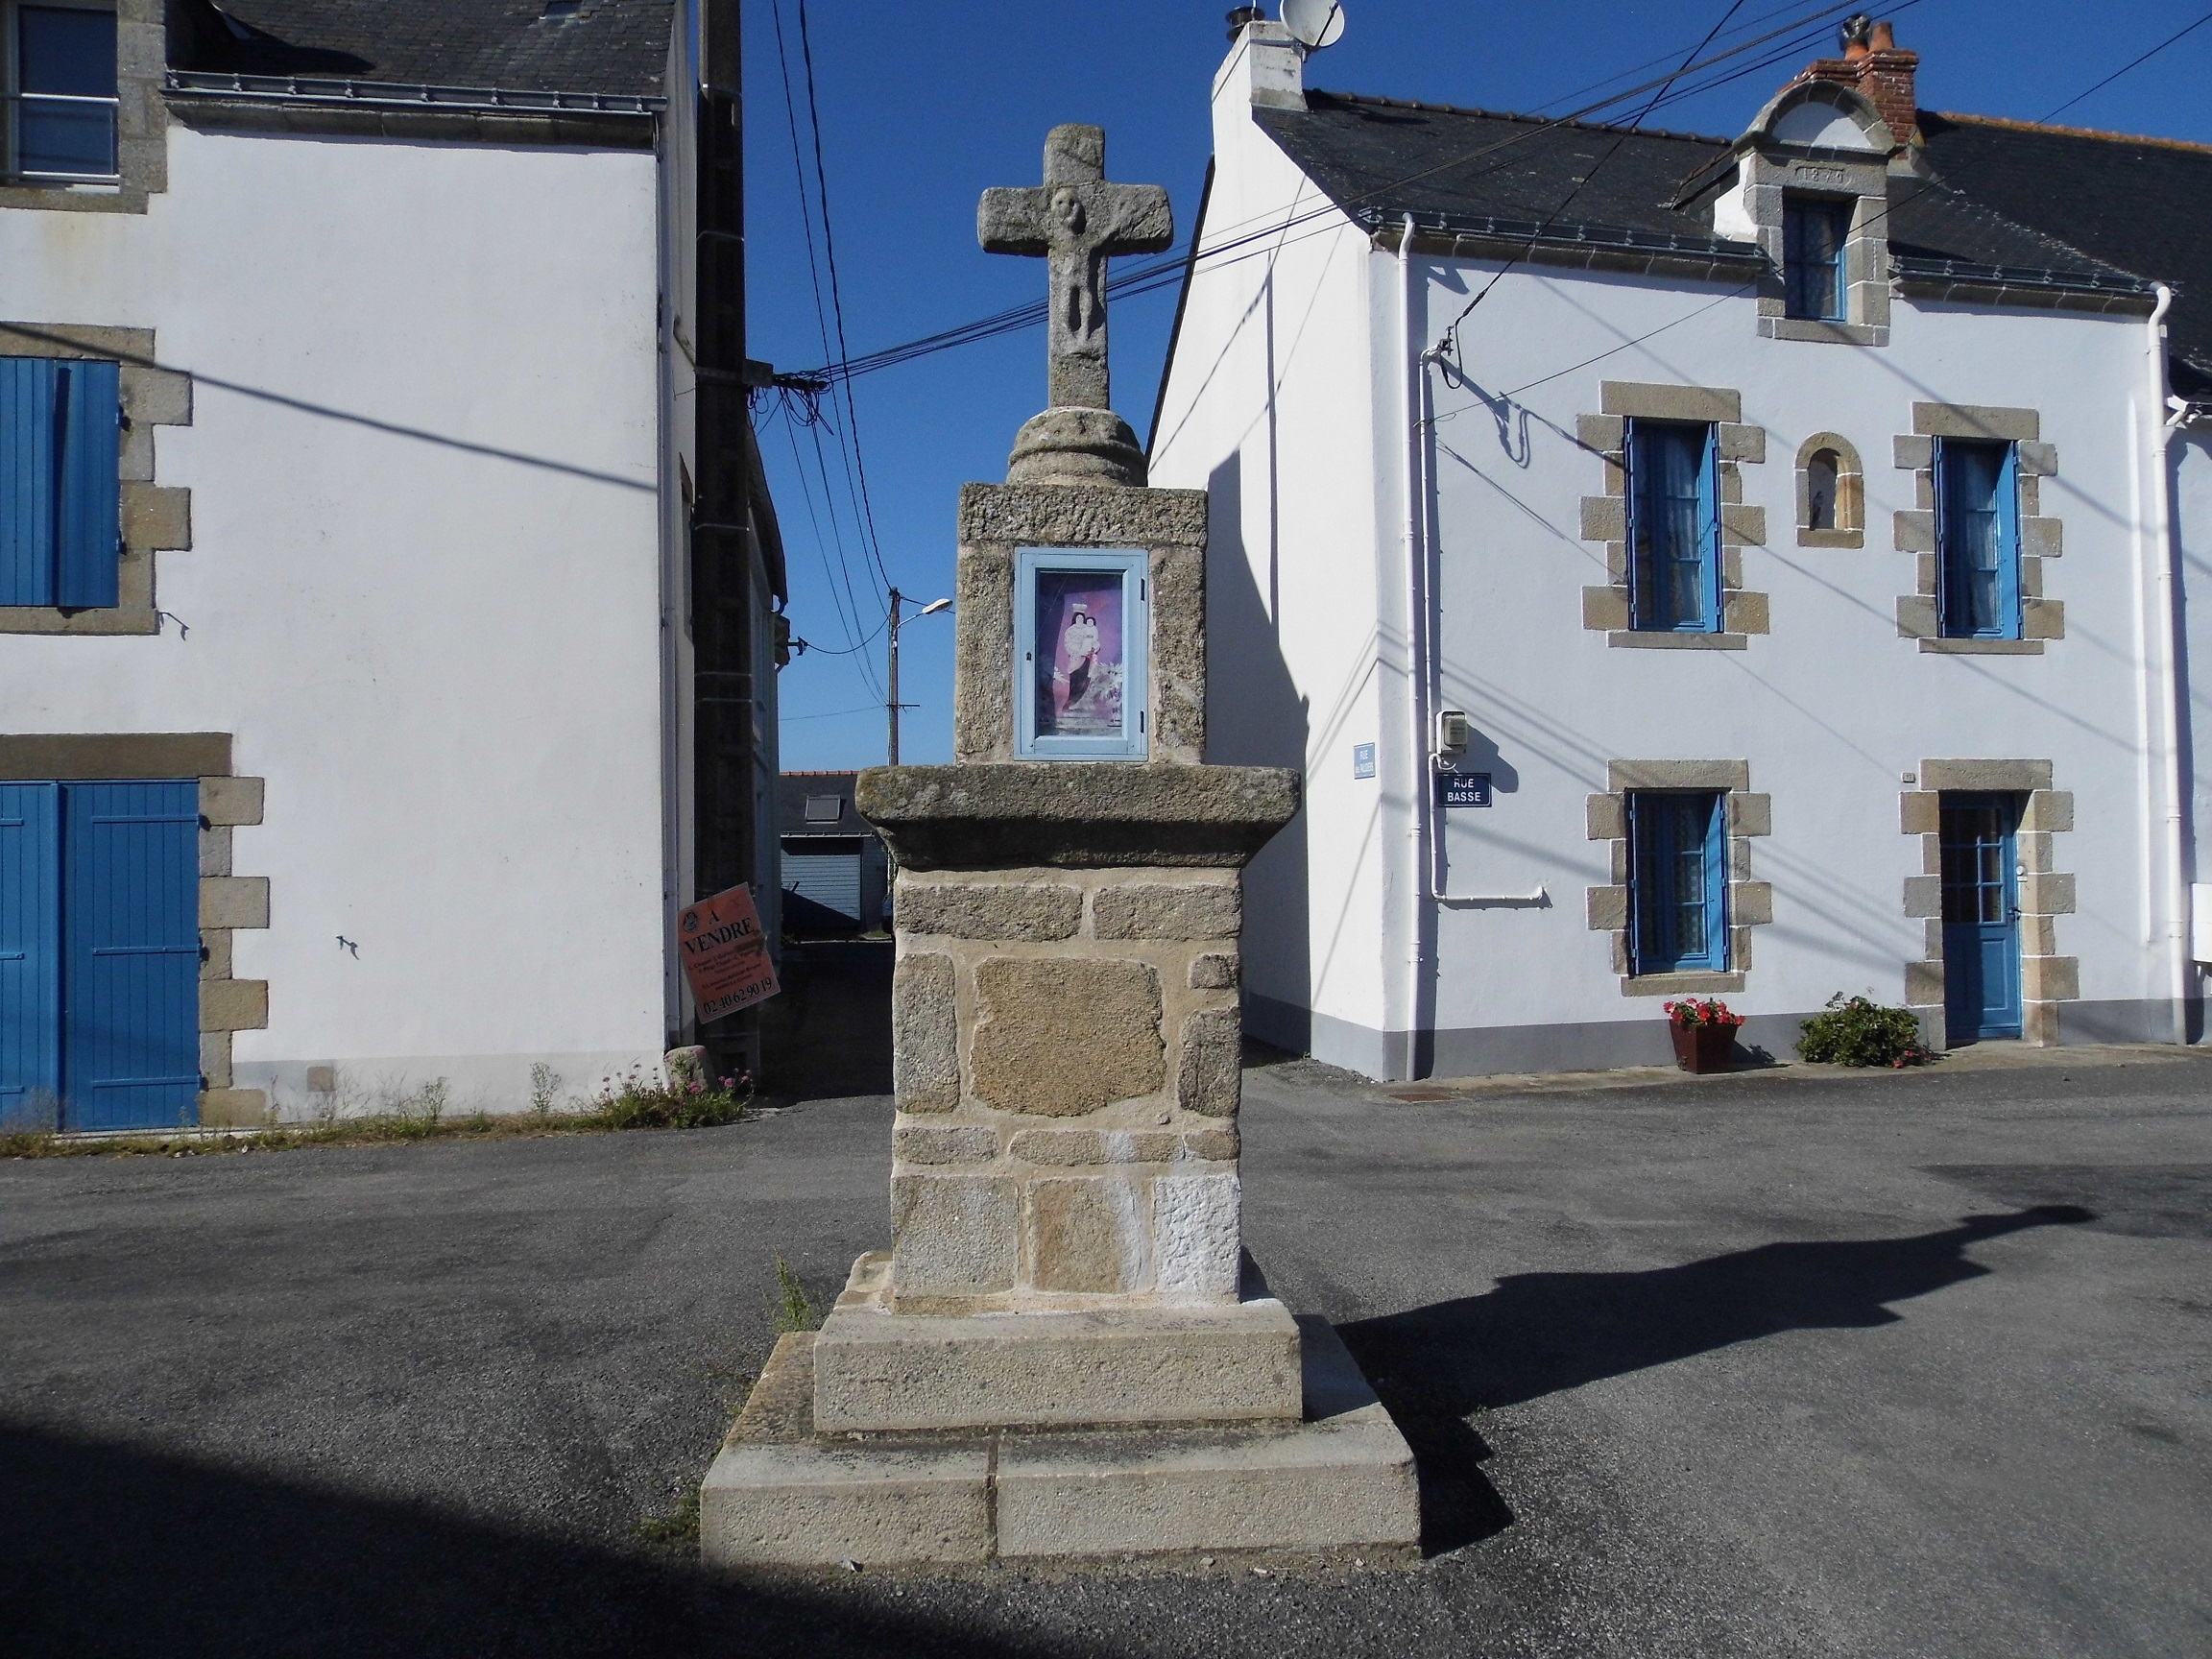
[2038, 5, 2212, 125]
[786, 0, 1889, 387]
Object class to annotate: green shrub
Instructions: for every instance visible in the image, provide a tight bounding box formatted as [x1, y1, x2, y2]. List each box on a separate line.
[1798, 994, 1933, 1068]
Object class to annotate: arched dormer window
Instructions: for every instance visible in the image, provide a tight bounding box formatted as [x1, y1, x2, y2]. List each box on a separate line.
[1796, 433, 1863, 547]
[1708, 81, 1897, 348]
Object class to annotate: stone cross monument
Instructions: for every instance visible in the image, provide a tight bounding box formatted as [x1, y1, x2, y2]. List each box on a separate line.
[700, 125, 1418, 1568]
[979, 124, 1171, 486]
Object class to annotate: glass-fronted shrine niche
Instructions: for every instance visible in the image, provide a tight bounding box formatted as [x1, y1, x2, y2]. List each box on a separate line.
[1014, 546, 1149, 759]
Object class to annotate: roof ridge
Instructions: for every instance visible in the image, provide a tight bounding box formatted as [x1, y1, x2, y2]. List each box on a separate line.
[1934, 110, 2212, 156]
[1305, 88, 1728, 149]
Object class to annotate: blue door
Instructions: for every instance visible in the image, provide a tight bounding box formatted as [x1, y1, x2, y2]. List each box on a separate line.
[60, 781, 203, 1130]
[0, 780, 199, 1131]
[1940, 794, 2023, 1041]
[0, 782, 61, 1128]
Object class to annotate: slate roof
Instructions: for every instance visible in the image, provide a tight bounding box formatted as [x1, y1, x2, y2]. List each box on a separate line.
[1917, 113, 2212, 390]
[167, 0, 675, 96]
[1257, 90, 2184, 364]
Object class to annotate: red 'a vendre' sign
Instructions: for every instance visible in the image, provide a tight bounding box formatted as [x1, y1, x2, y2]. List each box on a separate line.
[677, 883, 781, 1022]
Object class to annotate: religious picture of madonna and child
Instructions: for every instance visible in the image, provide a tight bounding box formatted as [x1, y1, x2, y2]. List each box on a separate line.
[1033, 569, 1126, 739]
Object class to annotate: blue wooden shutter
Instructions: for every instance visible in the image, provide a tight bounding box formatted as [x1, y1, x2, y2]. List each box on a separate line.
[1696, 423, 1722, 631]
[0, 357, 61, 606]
[0, 782, 62, 1128]
[1995, 441, 2022, 637]
[1696, 789, 1729, 970]
[60, 781, 202, 1131]
[55, 359, 121, 609]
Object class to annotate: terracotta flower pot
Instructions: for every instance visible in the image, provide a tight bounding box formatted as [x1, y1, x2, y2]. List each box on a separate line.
[1670, 1020, 1737, 1074]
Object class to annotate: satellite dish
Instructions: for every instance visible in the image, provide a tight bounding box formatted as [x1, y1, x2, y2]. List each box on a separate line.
[1281, 0, 1345, 49]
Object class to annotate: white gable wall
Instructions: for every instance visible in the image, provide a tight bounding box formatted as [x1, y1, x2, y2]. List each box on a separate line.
[1151, 30, 1399, 1067]
[0, 123, 668, 1113]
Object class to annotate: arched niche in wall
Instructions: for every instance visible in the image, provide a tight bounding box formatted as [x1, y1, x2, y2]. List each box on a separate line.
[1795, 432, 1863, 548]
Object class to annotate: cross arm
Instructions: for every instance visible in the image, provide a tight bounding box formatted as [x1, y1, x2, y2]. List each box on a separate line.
[978, 186, 1049, 254]
[1090, 182, 1174, 256]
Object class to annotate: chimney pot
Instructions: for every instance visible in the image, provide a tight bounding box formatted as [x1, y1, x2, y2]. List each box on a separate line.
[1224, 5, 1263, 41]
[1869, 20, 1896, 50]
[1840, 12, 1873, 58]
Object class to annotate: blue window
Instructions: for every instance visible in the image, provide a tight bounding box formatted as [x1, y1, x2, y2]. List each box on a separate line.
[1626, 420, 1720, 632]
[1782, 196, 1851, 322]
[1, 354, 121, 608]
[1628, 791, 1728, 974]
[0, 779, 200, 1132]
[12, 5, 117, 180]
[1936, 439, 2020, 638]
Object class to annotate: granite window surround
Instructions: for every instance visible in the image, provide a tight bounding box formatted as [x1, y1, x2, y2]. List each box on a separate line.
[1795, 431, 1863, 548]
[0, 733, 267, 1125]
[1577, 382, 1768, 651]
[1892, 403, 2061, 654]
[0, 0, 166, 211]
[0, 321, 189, 635]
[1585, 759, 1772, 997]
[1900, 759, 2075, 1048]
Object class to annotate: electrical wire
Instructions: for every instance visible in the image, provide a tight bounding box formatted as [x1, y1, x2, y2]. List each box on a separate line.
[796, 0, 895, 597]
[2038, 5, 2212, 125]
[1439, 0, 1754, 359]
[768, 0, 887, 699]
[787, 0, 1891, 386]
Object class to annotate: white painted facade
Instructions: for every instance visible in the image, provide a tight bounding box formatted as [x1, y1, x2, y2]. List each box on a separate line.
[1154, 29, 2200, 1078]
[1, 101, 693, 1114]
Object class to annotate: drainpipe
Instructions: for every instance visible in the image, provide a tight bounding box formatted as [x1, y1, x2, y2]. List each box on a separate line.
[2146, 284, 2192, 1043]
[1398, 213, 1431, 1079]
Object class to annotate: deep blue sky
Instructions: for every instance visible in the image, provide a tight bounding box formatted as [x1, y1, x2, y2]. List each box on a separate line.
[747, 0, 2212, 772]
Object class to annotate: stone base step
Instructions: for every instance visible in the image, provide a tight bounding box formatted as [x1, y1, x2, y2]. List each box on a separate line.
[812, 1250, 1304, 1432]
[699, 1314, 1419, 1567]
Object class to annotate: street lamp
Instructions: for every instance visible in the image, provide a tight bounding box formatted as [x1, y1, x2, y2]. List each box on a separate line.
[886, 588, 951, 765]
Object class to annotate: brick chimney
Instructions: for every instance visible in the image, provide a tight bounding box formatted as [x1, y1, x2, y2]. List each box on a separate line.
[1792, 13, 1919, 144]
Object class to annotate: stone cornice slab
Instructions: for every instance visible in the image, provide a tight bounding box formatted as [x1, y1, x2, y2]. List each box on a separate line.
[857, 763, 1300, 870]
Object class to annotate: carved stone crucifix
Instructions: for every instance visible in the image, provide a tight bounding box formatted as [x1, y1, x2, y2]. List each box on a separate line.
[979, 124, 1173, 412]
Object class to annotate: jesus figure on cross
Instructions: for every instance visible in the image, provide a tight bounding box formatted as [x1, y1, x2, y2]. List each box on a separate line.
[977, 124, 1174, 413]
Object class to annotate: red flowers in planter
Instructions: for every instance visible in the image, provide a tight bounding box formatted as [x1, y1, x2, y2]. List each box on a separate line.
[1663, 998, 1744, 1029]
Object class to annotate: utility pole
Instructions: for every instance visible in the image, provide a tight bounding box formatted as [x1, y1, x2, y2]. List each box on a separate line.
[887, 588, 903, 766]
[885, 587, 951, 766]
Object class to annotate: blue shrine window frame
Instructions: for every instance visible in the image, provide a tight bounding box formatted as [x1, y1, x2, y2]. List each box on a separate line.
[1782, 195, 1851, 322]
[0, 353, 122, 609]
[1627, 790, 1729, 974]
[1935, 438, 2021, 639]
[1013, 546, 1149, 761]
[1625, 420, 1722, 633]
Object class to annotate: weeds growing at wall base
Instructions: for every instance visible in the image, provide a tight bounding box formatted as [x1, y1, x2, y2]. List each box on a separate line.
[0, 1067, 753, 1159]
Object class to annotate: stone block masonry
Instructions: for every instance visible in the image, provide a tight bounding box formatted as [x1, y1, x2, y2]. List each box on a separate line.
[887, 865, 1247, 1313]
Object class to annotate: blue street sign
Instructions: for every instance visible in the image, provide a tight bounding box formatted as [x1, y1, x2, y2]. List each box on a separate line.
[1353, 743, 1377, 780]
[1436, 771, 1493, 808]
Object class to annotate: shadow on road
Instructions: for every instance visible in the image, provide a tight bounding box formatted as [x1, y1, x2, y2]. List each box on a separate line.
[1340, 1205, 2092, 1553]
[0, 1423, 1043, 1659]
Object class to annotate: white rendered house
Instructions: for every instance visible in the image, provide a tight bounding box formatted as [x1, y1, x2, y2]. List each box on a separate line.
[1153, 16, 2206, 1079]
[0, 0, 784, 1129]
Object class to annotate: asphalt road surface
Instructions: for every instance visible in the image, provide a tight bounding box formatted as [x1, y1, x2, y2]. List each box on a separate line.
[3, 1049, 2207, 1657]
